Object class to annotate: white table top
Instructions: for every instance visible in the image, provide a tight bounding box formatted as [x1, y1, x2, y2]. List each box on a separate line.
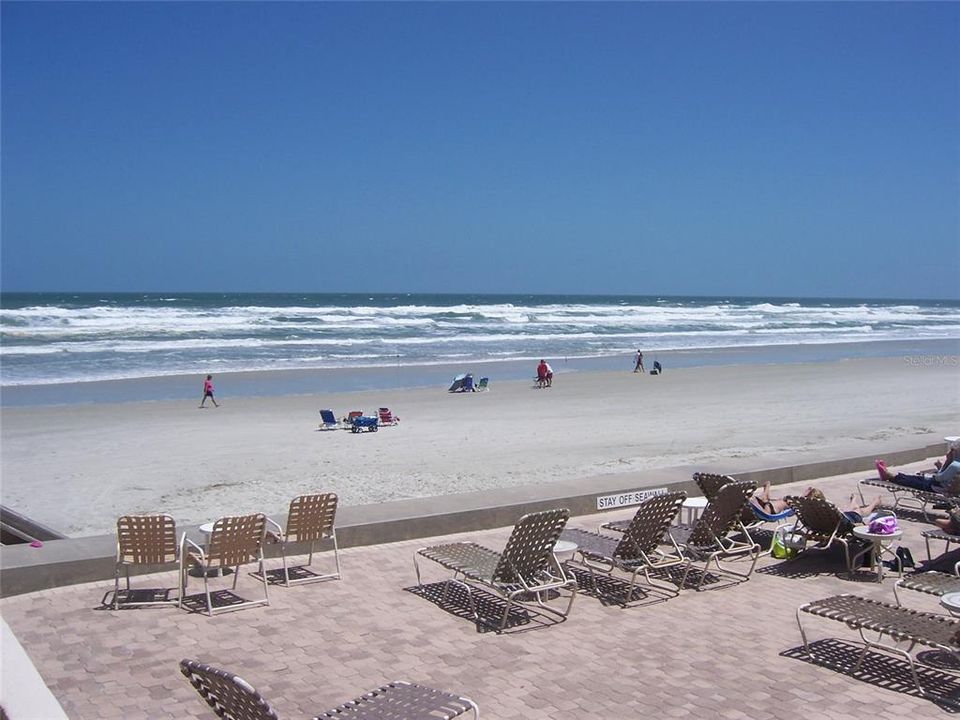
[852, 526, 902, 542]
[198, 522, 215, 535]
[553, 540, 578, 555]
[941, 592, 960, 612]
[682, 496, 708, 509]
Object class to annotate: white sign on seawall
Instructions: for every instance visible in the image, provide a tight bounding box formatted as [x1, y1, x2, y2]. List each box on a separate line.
[596, 487, 669, 511]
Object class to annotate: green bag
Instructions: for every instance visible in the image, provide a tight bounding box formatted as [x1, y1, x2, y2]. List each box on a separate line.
[771, 528, 788, 559]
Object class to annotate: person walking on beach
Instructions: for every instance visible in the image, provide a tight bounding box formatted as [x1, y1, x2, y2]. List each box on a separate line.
[634, 350, 645, 373]
[199, 374, 219, 408]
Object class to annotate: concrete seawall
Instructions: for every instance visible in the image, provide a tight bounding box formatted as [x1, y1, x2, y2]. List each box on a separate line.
[0, 441, 943, 597]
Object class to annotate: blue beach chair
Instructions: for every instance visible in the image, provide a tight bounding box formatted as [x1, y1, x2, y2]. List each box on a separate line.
[318, 409, 340, 431]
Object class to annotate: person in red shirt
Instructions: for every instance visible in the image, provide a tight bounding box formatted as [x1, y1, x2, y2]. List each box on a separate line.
[199, 374, 219, 408]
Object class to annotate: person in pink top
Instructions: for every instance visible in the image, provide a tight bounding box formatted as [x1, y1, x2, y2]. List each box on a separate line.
[199, 374, 219, 408]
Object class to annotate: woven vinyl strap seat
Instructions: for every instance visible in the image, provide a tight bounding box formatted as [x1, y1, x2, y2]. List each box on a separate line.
[797, 594, 960, 696]
[560, 492, 689, 602]
[414, 508, 576, 631]
[922, 527, 960, 561]
[894, 571, 960, 607]
[417, 543, 511, 587]
[180, 660, 479, 720]
[800, 594, 960, 645]
[314, 681, 478, 719]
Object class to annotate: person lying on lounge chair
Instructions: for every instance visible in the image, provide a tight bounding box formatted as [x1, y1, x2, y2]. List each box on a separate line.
[751, 481, 790, 515]
[875, 457, 960, 495]
[804, 487, 885, 525]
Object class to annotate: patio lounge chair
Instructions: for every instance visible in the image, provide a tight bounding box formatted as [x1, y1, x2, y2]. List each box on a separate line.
[783, 493, 865, 571]
[561, 491, 690, 602]
[694, 471, 792, 531]
[602, 481, 761, 590]
[113, 514, 181, 610]
[318, 410, 340, 430]
[894, 568, 960, 607]
[414, 508, 576, 632]
[858, 477, 960, 522]
[796, 593, 960, 696]
[179, 659, 479, 720]
[180, 513, 270, 616]
[922, 527, 960, 561]
[264, 493, 341, 587]
[378, 407, 399, 426]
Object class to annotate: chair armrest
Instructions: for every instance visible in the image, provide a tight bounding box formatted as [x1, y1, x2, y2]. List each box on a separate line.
[182, 535, 206, 562]
[264, 516, 284, 544]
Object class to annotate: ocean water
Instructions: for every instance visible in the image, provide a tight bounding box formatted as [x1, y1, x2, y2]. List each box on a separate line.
[2, 292, 958, 391]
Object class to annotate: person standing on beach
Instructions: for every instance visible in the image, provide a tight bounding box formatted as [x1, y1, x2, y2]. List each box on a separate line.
[199, 374, 219, 408]
[634, 350, 645, 373]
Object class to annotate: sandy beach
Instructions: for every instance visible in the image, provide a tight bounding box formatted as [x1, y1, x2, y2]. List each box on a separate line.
[1, 355, 957, 537]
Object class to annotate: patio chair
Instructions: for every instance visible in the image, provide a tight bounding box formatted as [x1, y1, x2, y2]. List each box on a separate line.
[783, 494, 864, 571]
[922, 527, 960, 561]
[694, 471, 782, 530]
[113, 514, 181, 610]
[894, 567, 960, 607]
[264, 493, 341, 587]
[318, 410, 341, 431]
[378, 407, 399, 426]
[796, 593, 960, 696]
[414, 508, 576, 632]
[180, 513, 270, 616]
[668, 481, 761, 589]
[179, 659, 479, 720]
[858, 477, 960, 522]
[561, 491, 689, 602]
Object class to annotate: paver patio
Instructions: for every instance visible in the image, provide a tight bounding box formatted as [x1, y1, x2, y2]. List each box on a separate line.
[2, 460, 958, 718]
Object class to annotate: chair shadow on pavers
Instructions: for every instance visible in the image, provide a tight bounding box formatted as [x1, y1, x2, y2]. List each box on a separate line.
[180, 659, 480, 719]
[782, 638, 960, 711]
[412, 508, 577, 633]
[106, 514, 182, 610]
[757, 544, 856, 580]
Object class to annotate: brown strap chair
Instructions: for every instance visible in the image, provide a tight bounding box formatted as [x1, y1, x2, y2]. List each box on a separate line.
[180, 513, 269, 616]
[114, 514, 181, 610]
[414, 508, 576, 632]
[179, 659, 479, 720]
[562, 491, 689, 602]
[265, 493, 341, 587]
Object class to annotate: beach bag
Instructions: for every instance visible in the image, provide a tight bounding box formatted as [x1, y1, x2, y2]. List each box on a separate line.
[868, 515, 899, 535]
[771, 526, 798, 559]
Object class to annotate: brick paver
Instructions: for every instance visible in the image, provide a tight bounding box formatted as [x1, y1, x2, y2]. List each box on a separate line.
[2, 460, 957, 718]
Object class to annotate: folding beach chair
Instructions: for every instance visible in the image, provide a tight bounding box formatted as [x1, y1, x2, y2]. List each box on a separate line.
[562, 491, 690, 602]
[377, 407, 399, 426]
[318, 409, 340, 431]
[180, 659, 479, 720]
[264, 493, 341, 587]
[180, 513, 270, 616]
[113, 514, 181, 610]
[414, 508, 576, 632]
[476, 377, 489, 391]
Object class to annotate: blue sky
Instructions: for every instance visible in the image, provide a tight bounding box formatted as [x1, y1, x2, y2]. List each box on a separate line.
[2, 2, 958, 299]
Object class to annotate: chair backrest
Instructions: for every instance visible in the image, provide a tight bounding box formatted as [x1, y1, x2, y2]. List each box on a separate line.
[687, 481, 755, 547]
[285, 493, 338, 543]
[493, 508, 569, 585]
[693, 472, 735, 502]
[180, 659, 279, 720]
[117, 515, 178, 564]
[378, 408, 393, 421]
[347, 410, 363, 421]
[615, 492, 686, 560]
[319, 409, 338, 424]
[477, 377, 489, 389]
[206, 514, 267, 567]
[785, 495, 853, 538]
